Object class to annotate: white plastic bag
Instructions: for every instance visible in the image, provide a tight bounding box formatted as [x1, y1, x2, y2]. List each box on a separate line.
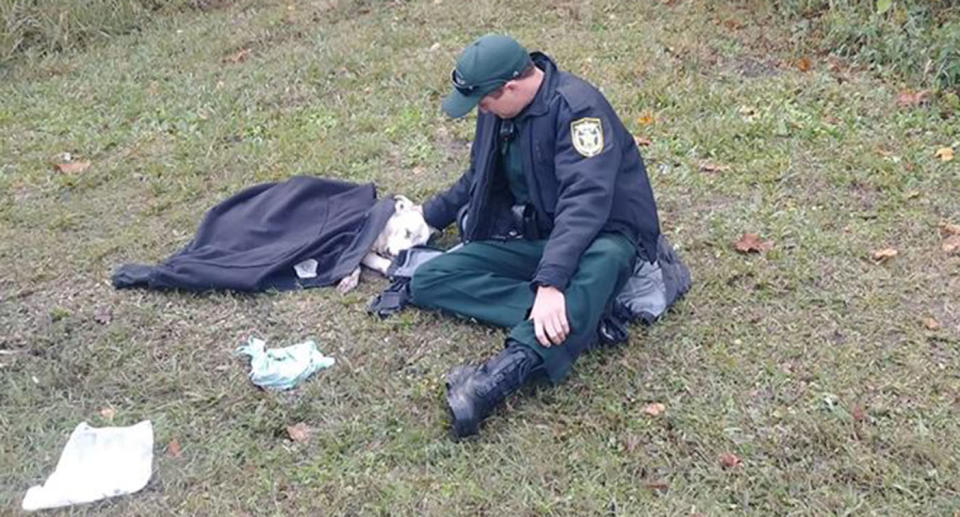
[22, 420, 154, 511]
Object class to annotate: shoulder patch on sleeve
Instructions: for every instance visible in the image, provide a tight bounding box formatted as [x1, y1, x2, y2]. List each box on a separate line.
[570, 117, 604, 157]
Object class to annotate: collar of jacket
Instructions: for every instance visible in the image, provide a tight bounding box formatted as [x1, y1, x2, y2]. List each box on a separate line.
[514, 52, 558, 121]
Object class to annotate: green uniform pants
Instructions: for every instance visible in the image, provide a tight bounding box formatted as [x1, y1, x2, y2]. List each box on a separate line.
[409, 233, 636, 383]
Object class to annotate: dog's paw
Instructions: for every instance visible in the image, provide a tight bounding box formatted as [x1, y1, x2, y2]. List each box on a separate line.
[361, 252, 393, 276]
[336, 267, 361, 294]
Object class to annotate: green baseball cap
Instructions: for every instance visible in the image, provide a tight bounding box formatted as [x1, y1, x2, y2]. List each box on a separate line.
[442, 34, 532, 118]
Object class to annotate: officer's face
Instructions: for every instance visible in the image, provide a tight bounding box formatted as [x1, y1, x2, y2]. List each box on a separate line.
[478, 84, 524, 119]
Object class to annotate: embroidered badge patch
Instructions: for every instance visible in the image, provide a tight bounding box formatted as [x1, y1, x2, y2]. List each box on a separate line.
[571, 117, 604, 157]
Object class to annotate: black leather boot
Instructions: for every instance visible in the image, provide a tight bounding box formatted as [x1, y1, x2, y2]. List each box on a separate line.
[445, 344, 543, 438]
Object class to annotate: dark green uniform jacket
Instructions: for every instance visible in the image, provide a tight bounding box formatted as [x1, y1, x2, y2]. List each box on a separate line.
[422, 52, 660, 291]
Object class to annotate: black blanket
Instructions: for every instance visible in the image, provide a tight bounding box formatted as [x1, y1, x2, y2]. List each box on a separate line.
[112, 176, 395, 292]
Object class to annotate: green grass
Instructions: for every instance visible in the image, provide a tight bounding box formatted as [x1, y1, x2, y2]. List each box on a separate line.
[766, 0, 960, 90]
[0, 0, 222, 65]
[1, 0, 958, 514]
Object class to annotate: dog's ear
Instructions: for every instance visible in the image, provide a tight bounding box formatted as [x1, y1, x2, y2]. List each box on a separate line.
[393, 194, 413, 212]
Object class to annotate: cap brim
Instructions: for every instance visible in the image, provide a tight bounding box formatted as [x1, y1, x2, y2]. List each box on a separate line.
[442, 89, 484, 118]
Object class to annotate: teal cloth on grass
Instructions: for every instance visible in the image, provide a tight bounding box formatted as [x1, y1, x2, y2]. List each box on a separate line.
[235, 337, 334, 390]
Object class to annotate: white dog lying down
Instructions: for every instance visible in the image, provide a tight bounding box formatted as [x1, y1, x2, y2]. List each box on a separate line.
[337, 195, 432, 293]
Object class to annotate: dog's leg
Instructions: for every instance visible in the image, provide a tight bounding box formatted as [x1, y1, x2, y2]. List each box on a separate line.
[336, 266, 361, 294]
[361, 252, 393, 276]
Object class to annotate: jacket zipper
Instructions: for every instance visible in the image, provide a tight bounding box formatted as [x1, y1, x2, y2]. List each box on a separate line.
[465, 118, 500, 242]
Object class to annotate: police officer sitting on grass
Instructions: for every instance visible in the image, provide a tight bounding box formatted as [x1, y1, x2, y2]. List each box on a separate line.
[410, 34, 661, 437]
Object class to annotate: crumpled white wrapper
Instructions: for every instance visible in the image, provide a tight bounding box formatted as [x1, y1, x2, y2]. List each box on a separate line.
[22, 420, 154, 511]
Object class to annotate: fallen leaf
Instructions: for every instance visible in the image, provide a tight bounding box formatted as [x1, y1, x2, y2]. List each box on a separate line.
[644, 481, 669, 492]
[167, 439, 182, 458]
[921, 317, 940, 330]
[286, 422, 311, 443]
[827, 56, 843, 73]
[719, 452, 741, 468]
[733, 233, 772, 253]
[795, 57, 811, 72]
[636, 112, 655, 126]
[223, 48, 251, 64]
[428, 42, 440, 52]
[939, 222, 960, 236]
[54, 161, 90, 174]
[643, 402, 666, 416]
[93, 307, 112, 325]
[99, 407, 116, 421]
[942, 235, 960, 255]
[896, 90, 930, 108]
[633, 135, 652, 146]
[699, 162, 730, 173]
[871, 248, 898, 262]
[935, 147, 954, 162]
[721, 18, 743, 30]
[851, 405, 865, 422]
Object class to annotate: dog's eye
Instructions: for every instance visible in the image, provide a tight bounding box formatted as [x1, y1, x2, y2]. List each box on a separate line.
[405, 230, 412, 239]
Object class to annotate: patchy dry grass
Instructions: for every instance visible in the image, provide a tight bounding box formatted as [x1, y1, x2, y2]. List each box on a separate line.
[1, 0, 958, 515]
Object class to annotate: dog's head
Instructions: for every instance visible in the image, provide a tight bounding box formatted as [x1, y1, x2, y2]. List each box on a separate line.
[378, 195, 431, 257]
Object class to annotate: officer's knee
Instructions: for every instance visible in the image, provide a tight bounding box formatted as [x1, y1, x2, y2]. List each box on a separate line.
[584, 235, 633, 267]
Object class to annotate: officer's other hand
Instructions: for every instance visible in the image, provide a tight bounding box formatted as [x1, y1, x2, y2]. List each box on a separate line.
[529, 285, 570, 347]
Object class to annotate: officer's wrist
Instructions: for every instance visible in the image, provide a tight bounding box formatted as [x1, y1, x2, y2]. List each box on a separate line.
[534, 282, 560, 294]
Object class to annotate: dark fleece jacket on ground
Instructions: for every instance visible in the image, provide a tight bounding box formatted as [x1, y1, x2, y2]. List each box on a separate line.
[112, 176, 395, 292]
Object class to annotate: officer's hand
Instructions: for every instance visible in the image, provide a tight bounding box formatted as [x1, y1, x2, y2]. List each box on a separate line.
[529, 285, 570, 347]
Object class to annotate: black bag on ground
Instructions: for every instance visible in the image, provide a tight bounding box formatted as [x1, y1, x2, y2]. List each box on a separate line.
[612, 235, 692, 325]
[366, 246, 445, 318]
